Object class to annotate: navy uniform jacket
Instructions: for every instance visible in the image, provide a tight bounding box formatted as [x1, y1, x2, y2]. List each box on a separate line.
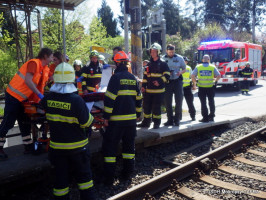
[41, 92, 93, 152]
[142, 58, 170, 94]
[81, 61, 102, 92]
[103, 66, 142, 126]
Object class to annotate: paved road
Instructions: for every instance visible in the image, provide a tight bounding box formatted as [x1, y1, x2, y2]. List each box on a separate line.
[182, 80, 266, 119]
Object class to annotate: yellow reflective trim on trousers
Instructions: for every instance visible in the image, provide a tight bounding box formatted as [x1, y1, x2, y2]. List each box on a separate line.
[105, 90, 117, 100]
[153, 114, 161, 119]
[161, 76, 167, 82]
[110, 114, 136, 121]
[104, 157, 116, 163]
[163, 71, 170, 76]
[78, 180, 93, 190]
[80, 114, 94, 128]
[104, 106, 113, 113]
[122, 153, 135, 159]
[82, 81, 86, 85]
[146, 88, 165, 93]
[144, 113, 152, 118]
[50, 138, 88, 150]
[46, 113, 79, 124]
[136, 107, 142, 112]
[136, 95, 142, 100]
[53, 187, 69, 196]
[118, 90, 137, 96]
[142, 79, 147, 83]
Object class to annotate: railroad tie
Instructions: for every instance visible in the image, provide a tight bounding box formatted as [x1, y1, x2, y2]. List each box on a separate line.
[177, 186, 219, 200]
[234, 156, 266, 168]
[218, 165, 266, 182]
[247, 149, 266, 157]
[200, 175, 266, 199]
[258, 143, 266, 148]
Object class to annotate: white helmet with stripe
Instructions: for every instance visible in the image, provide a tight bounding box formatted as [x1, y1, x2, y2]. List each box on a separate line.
[53, 62, 75, 83]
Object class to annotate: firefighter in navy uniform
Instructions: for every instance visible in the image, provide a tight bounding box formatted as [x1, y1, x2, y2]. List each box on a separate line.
[138, 43, 170, 129]
[40, 63, 95, 200]
[240, 62, 253, 95]
[81, 50, 102, 94]
[102, 51, 142, 185]
[182, 57, 196, 121]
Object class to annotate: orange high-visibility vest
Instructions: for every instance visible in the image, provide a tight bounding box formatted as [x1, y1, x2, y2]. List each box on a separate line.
[6, 59, 49, 103]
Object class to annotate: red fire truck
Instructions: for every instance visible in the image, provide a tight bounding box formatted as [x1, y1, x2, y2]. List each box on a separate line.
[197, 40, 262, 90]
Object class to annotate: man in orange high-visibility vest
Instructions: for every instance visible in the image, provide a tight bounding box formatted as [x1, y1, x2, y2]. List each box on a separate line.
[0, 48, 53, 160]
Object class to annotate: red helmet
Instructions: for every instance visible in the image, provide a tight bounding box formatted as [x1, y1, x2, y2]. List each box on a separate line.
[113, 51, 129, 63]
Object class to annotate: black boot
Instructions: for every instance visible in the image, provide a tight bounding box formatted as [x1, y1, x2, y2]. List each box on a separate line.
[164, 120, 173, 126]
[137, 119, 151, 128]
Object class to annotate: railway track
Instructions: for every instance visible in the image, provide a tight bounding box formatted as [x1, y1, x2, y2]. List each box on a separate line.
[108, 126, 266, 200]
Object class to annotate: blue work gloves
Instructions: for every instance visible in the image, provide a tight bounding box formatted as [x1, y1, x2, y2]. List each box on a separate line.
[103, 64, 110, 69]
[38, 93, 44, 100]
[76, 76, 84, 82]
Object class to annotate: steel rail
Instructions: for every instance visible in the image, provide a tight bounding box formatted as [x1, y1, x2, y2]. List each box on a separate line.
[108, 126, 266, 200]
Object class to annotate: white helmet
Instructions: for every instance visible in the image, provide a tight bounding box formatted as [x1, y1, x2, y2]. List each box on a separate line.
[53, 62, 75, 83]
[73, 59, 83, 66]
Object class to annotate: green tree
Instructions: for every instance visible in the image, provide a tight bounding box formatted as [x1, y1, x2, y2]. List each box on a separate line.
[97, 0, 119, 37]
[200, 0, 228, 27]
[0, 12, 17, 89]
[161, 0, 181, 35]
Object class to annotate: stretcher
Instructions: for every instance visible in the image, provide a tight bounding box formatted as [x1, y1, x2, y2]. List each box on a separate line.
[22, 92, 106, 148]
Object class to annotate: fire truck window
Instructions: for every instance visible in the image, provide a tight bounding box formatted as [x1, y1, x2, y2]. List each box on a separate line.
[234, 48, 240, 60]
[241, 48, 245, 59]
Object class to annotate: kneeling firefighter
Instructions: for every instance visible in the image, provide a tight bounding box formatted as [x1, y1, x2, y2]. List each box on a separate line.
[40, 63, 95, 200]
[102, 51, 142, 185]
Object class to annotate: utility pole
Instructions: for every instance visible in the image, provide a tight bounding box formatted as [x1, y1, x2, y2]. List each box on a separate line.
[252, 0, 256, 43]
[124, 0, 129, 53]
[129, 0, 142, 78]
[61, 0, 66, 61]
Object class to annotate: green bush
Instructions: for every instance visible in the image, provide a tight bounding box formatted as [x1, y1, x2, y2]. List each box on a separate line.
[0, 49, 17, 89]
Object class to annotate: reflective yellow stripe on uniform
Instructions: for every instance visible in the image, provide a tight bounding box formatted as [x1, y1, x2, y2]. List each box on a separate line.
[118, 90, 137, 96]
[161, 76, 167, 82]
[142, 79, 147, 83]
[110, 114, 136, 121]
[153, 114, 161, 119]
[88, 74, 102, 78]
[146, 88, 165, 93]
[82, 81, 86, 85]
[163, 71, 170, 76]
[122, 153, 135, 159]
[136, 107, 142, 112]
[144, 113, 152, 118]
[104, 157, 116, 163]
[81, 73, 88, 78]
[50, 138, 88, 150]
[46, 113, 79, 124]
[87, 86, 95, 91]
[78, 180, 93, 190]
[53, 187, 69, 196]
[136, 95, 142, 100]
[105, 90, 117, 100]
[104, 106, 113, 113]
[80, 114, 94, 128]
